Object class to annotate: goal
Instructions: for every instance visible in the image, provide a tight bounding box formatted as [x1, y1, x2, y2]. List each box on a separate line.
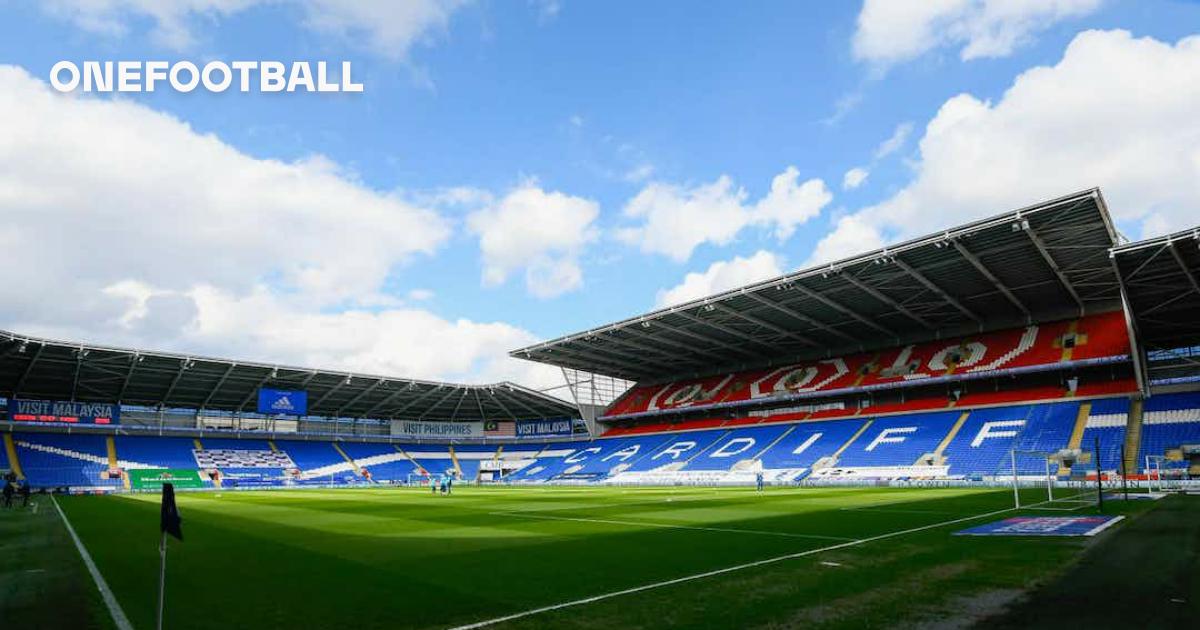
[1144, 455, 1186, 493]
[1009, 448, 1100, 510]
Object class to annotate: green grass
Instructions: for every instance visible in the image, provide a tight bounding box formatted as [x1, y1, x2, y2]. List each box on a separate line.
[51, 485, 1149, 629]
[0, 494, 112, 629]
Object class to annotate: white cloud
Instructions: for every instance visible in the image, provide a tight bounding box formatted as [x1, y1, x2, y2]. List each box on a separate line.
[619, 168, 832, 261]
[853, 0, 1103, 66]
[873, 122, 914, 159]
[466, 183, 599, 298]
[812, 30, 1200, 264]
[753, 167, 834, 241]
[843, 167, 870, 190]
[618, 176, 749, 262]
[0, 64, 560, 388]
[42, 0, 467, 57]
[656, 251, 784, 308]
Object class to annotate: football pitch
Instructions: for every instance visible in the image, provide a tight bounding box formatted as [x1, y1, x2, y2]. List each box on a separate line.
[44, 485, 1143, 629]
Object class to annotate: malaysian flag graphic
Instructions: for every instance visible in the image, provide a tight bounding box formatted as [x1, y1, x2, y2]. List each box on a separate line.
[483, 420, 515, 437]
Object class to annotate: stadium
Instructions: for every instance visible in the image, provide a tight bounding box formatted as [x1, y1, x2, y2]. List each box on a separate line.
[2, 188, 1198, 628]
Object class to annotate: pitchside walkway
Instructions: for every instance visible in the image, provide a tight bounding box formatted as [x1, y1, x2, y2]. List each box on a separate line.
[978, 494, 1200, 628]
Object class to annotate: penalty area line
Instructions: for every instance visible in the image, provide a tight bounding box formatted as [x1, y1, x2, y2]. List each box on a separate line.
[452, 503, 1025, 630]
[51, 495, 134, 630]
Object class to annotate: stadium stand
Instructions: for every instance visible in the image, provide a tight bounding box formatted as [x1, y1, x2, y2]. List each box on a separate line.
[835, 412, 960, 467]
[603, 312, 1130, 419]
[274, 440, 356, 480]
[1077, 397, 1131, 472]
[684, 425, 792, 471]
[621, 430, 730, 472]
[115, 436, 200, 469]
[13, 433, 122, 488]
[1137, 392, 1200, 471]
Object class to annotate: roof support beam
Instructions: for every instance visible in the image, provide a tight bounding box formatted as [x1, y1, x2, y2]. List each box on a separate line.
[614, 327, 733, 362]
[952, 240, 1030, 317]
[334, 378, 387, 417]
[386, 385, 447, 419]
[418, 386, 461, 420]
[741, 291, 860, 346]
[1168, 240, 1200, 295]
[499, 386, 543, 418]
[359, 384, 415, 419]
[487, 389, 519, 421]
[199, 363, 238, 410]
[710, 303, 820, 347]
[160, 358, 193, 406]
[309, 376, 355, 413]
[891, 257, 983, 324]
[672, 309, 782, 352]
[1024, 226, 1085, 313]
[792, 285, 896, 337]
[238, 372, 277, 411]
[12, 344, 45, 398]
[473, 389, 488, 421]
[642, 318, 761, 359]
[839, 272, 934, 329]
[558, 341, 679, 372]
[448, 388, 469, 421]
[70, 349, 86, 401]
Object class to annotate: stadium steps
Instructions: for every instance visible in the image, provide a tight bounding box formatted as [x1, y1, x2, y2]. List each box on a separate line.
[394, 444, 425, 474]
[268, 440, 279, 452]
[331, 443, 362, 477]
[193, 438, 204, 451]
[1066, 402, 1093, 450]
[680, 430, 730, 465]
[1058, 402, 1093, 476]
[926, 411, 971, 465]
[1122, 398, 1145, 474]
[751, 425, 796, 461]
[827, 419, 874, 467]
[107, 436, 131, 489]
[3, 433, 25, 479]
[449, 447, 462, 476]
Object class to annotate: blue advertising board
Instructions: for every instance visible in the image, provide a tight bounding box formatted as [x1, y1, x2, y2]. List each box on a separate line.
[257, 388, 308, 416]
[8, 398, 120, 424]
[955, 515, 1123, 537]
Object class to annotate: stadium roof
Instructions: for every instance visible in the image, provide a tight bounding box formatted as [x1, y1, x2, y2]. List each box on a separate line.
[1112, 226, 1200, 356]
[0, 331, 577, 422]
[513, 189, 1124, 382]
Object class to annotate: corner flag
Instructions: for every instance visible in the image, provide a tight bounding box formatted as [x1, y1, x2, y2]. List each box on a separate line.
[160, 483, 183, 541]
[157, 483, 183, 629]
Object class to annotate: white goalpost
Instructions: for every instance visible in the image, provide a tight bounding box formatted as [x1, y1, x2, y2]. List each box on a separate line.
[1010, 448, 1100, 510]
[1144, 455, 1185, 493]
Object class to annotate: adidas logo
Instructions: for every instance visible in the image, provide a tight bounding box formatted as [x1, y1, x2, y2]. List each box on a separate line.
[272, 396, 295, 411]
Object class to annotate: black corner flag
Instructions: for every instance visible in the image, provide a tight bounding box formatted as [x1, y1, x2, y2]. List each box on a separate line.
[160, 483, 183, 542]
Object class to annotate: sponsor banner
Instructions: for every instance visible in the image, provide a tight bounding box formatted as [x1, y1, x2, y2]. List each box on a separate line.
[391, 420, 483, 439]
[257, 388, 307, 416]
[8, 398, 120, 424]
[515, 418, 574, 439]
[128, 469, 205, 490]
[194, 449, 296, 469]
[955, 516, 1124, 537]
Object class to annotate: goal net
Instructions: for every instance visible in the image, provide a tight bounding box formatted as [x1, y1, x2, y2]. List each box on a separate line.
[1009, 448, 1100, 510]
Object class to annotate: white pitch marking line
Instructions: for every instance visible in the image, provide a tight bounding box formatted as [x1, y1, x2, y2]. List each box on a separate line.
[488, 511, 854, 542]
[452, 503, 1029, 630]
[51, 495, 134, 630]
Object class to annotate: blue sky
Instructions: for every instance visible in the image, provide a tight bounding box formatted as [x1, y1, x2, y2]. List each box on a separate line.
[1, 1, 1198, 388]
